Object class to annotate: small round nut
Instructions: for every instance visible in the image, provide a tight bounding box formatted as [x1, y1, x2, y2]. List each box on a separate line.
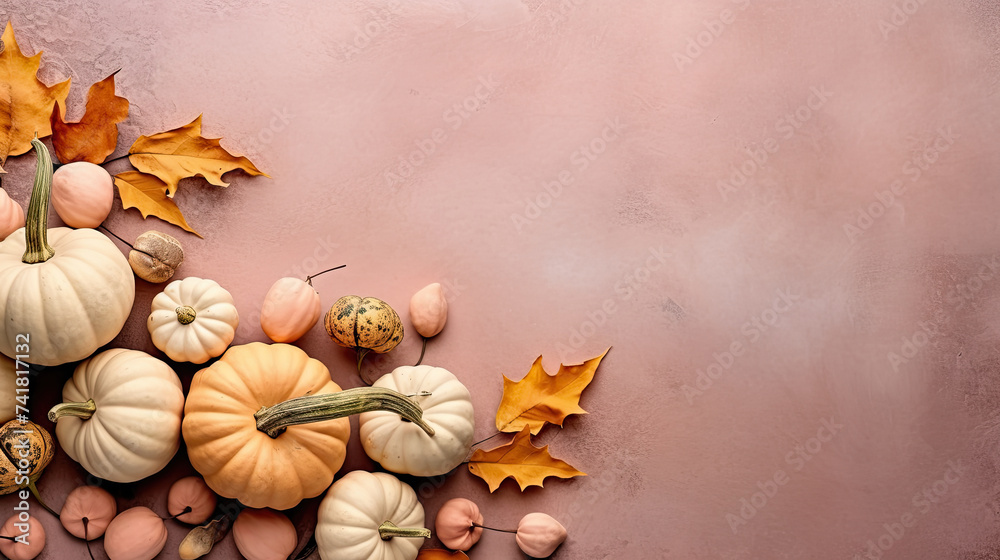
[129, 231, 184, 283]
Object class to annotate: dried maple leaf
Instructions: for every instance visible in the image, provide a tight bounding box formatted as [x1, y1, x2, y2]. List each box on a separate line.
[495, 347, 610, 435]
[416, 550, 470, 560]
[50, 70, 129, 164]
[468, 426, 585, 492]
[0, 22, 70, 157]
[114, 171, 201, 237]
[128, 115, 267, 197]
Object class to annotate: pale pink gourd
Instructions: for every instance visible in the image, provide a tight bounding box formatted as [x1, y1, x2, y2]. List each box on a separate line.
[51, 161, 114, 228]
[260, 277, 321, 343]
[0, 189, 24, 241]
[60, 485, 117, 540]
[168, 476, 217, 525]
[434, 498, 483, 551]
[0, 514, 45, 560]
[516, 513, 567, 558]
[232, 508, 297, 560]
[103, 507, 167, 560]
[409, 283, 448, 337]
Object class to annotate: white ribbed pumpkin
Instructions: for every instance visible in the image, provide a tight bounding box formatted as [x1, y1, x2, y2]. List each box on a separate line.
[48, 348, 184, 483]
[148, 276, 239, 364]
[359, 365, 475, 477]
[316, 471, 429, 560]
[0, 139, 134, 366]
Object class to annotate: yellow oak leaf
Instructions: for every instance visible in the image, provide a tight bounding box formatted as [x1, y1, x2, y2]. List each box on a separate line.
[0, 21, 71, 157]
[128, 114, 268, 197]
[468, 426, 585, 492]
[114, 171, 201, 237]
[50, 70, 129, 164]
[495, 347, 610, 435]
[416, 550, 469, 560]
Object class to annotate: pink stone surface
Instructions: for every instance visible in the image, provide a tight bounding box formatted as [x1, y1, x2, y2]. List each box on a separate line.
[1, 0, 1000, 558]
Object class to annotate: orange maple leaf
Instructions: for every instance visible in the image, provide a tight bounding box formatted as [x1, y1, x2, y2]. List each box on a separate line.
[114, 171, 200, 237]
[468, 426, 586, 492]
[50, 70, 129, 164]
[495, 347, 610, 435]
[0, 21, 70, 157]
[128, 114, 267, 197]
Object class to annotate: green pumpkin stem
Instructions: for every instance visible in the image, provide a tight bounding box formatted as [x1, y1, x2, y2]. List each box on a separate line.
[377, 521, 431, 541]
[27, 478, 59, 518]
[22, 137, 55, 264]
[176, 306, 197, 325]
[254, 387, 435, 438]
[47, 399, 97, 422]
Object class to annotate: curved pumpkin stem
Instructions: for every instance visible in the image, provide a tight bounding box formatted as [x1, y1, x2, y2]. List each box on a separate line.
[254, 387, 435, 438]
[27, 477, 59, 518]
[22, 137, 55, 264]
[377, 521, 431, 541]
[48, 399, 97, 422]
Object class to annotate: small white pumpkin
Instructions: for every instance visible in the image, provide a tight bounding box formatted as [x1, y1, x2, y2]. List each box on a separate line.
[48, 348, 185, 483]
[316, 471, 429, 560]
[148, 276, 239, 364]
[359, 365, 474, 477]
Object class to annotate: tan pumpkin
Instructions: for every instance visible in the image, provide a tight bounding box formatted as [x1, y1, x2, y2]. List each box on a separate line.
[51, 161, 114, 228]
[103, 507, 167, 560]
[0, 139, 134, 366]
[182, 342, 435, 510]
[0, 189, 24, 241]
[232, 508, 297, 560]
[167, 476, 217, 525]
[434, 498, 484, 551]
[0, 513, 45, 560]
[60, 485, 117, 540]
[260, 277, 321, 343]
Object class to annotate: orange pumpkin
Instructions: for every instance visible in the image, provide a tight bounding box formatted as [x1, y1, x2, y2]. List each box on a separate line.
[103, 507, 167, 560]
[182, 342, 434, 510]
[167, 476, 217, 525]
[60, 485, 117, 540]
[0, 513, 45, 560]
[232, 508, 297, 560]
[435, 498, 484, 551]
[260, 277, 322, 343]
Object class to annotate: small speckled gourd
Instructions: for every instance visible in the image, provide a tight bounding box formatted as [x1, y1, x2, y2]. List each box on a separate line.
[129, 231, 184, 283]
[325, 295, 403, 367]
[0, 420, 54, 497]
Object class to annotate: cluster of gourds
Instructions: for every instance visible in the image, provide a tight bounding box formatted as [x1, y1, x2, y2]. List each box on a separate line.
[0, 138, 530, 560]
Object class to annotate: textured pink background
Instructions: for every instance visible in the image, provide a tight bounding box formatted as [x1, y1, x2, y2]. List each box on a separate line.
[2, 0, 1000, 558]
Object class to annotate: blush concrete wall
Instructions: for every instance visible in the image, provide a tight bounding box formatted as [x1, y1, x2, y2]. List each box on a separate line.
[1, 0, 1000, 558]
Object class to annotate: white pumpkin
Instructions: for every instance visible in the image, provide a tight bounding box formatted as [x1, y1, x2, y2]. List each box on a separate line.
[148, 276, 239, 364]
[359, 365, 475, 477]
[0, 139, 134, 366]
[48, 348, 185, 483]
[316, 471, 429, 560]
[0, 354, 15, 424]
